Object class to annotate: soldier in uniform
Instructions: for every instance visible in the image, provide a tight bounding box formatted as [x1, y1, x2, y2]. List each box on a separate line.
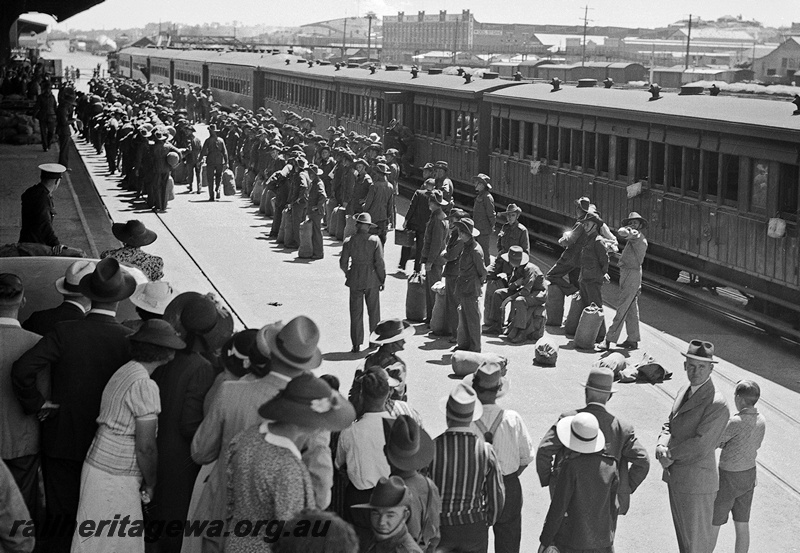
[200, 124, 229, 201]
[19, 164, 67, 251]
[497, 204, 530, 256]
[340, 213, 386, 353]
[34, 79, 57, 151]
[454, 218, 487, 353]
[350, 159, 373, 216]
[363, 163, 395, 245]
[472, 174, 496, 266]
[306, 164, 328, 259]
[433, 161, 453, 203]
[56, 86, 76, 169]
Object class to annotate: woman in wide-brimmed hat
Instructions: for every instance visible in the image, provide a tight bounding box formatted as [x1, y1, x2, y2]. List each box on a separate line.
[148, 292, 233, 553]
[226, 374, 355, 553]
[100, 220, 164, 281]
[124, 280, 176, 331]
[72, 320, 185, 553]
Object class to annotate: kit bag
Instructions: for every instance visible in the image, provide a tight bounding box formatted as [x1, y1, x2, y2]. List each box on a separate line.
[429, 280, 448, 335]
[222, 169, 235, 196]
[451, 351, 508, 377]
[243, 169, 257, 197]
[343, 215, 357, 241]
[334, 208, 347, 241]
[250, 174, 265, 203]
[545, 283, 565, 326]
[563, 292, 583, 336]
[166, 176, 175, 202]
[405, 272, 427, 322]
[298, 218, 313, 258]
[533, 336, 558, 366]
[282, 207, 294, 246]
[234, 164, 245, 189]
[574, 302, 605, 350]
[325, 198, 336, 231]
[277, 207, 289, 243]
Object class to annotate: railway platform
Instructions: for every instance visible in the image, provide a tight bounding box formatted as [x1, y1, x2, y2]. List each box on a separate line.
[1, 130, 799, 552]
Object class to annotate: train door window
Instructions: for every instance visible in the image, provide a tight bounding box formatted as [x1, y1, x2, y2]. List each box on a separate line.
[585, 132, 596, 171]
[571, 130, 583, 168]
[434, 108, 443, 138]
[536, 124, 548, 160]
[616, 137, 630, 179]
[523, 122, 534, 159]
[560, 128, 571, 167]
[499, 118, 510, 154]
[597, 134, 610, 174]
[634, 140, 648, 181]
[721, 154, 740, 207]
[685, 148, 700, 197]
[666, 145, 682, 193]
[749, 159, 769, 213]
[428, 107, 436, 136]
[703, 151, 720, 200]
[492, 117, 501, 151]
[547, 126, 559, 163]
[509, 120, 520, 157]
[467, 114, 477, 147]
[649, 142, 666, 188]
[778, 163, 799, 221]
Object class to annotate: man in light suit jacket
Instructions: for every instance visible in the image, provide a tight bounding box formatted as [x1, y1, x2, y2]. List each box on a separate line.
[657, 340, 730, 553]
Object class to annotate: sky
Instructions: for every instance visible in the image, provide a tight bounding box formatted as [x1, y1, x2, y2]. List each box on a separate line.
[24, 0, 798, 31]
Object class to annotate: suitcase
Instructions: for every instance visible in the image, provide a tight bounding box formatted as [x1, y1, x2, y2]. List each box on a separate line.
[574, 303, 605, 350]
[429, 280, 448, 335]
[334, 207, 346, 241]
[405, 272, 427, 322]
[298, 217, 313, 258]
[563, 292, 583, 336]
[545, 283, 565, 326]
[343, 215, 357, 241]
[199, 162, 208, 189]
[394, 228, 416, 247]
[222, 169, 235, 196]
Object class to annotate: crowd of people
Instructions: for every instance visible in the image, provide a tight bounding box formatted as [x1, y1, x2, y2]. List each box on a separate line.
[3, 76, 768, 553]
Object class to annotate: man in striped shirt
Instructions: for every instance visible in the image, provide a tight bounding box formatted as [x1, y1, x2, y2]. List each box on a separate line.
[429, 382, 505, 553]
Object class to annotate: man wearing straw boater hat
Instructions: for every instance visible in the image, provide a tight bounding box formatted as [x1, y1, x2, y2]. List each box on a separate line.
[352, 475, 424, 553]
[384, 415, 440, 552]
[101, 219, 164, 282]
[12, 258, 136, 553]
[22, 260, 95, 336]
[536, 366, 650, 517]
[429, 382, 504, 553]
[341, 212, 386, 353]
[467, 361, 532, 553]
[538, 412, 619, 553]
[602, 212, 649, 351]
[657, 340, 729, 553]
[226, 373, 355, 553]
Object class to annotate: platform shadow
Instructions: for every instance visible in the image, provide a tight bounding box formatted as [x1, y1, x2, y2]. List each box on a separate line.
[323, 351, 367, 361]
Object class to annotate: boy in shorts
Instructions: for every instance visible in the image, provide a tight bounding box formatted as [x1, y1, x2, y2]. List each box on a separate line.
[710, 380, 766, 553]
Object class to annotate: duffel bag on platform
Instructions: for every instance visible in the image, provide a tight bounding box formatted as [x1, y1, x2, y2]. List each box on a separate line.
[574, 302, 605, 350]
[343, 215, 357, 241]
[222, 169, 236, 196]
[298, 217, 313, 258]
[545, 283, 565, 327]
[563, 292, 583, 336]
[334, 208, 346, 241]
[405, 272, 427, 322]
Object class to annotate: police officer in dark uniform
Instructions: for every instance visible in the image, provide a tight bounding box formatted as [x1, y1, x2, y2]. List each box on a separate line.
[19, 164, 67, 251]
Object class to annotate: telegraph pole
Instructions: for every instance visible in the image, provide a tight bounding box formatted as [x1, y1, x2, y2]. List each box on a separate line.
[453, 15, 459, 65]
[684, 14, 692, 69]
[366, 12, 374, 63]
[342, 17, 347, 60]
[580, 5, 593, 66]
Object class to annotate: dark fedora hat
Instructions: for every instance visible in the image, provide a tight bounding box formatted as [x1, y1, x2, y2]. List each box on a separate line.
[369, 318, 415, 345]
[354, 212, 377, 227]
[112, 220, 157, 247]
[454, 217, 480, 238]
[258, 373, 355, 431]
[352, 476, 411, 510]
[163, 292, 234, 353]
[622, 211, 648, 229]
[130, 319, 186, 349]
[383, 415, 434, 472]
[681, 339, 719, 364]
[582, 365, 618, 393]
[79, 258, 137, 302]
[428, 189, 448, 207]
[258, 316, 323, 371]
[500, 245, 529, 266]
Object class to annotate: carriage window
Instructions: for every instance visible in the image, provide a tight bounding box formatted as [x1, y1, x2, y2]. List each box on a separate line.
[666, 145, 682, 192]
[434, 108, 443, 138]
[585, 132, 596, 170]
[560, 129, 571, 166]
[685, 148, 700, 197]
[571, 130, 583, 168]
[509, 120, 520, 157]
[704, 151, 719, 199]
[779, 163, 799, 220]
[750, 160, 769, 213]
[491, 117, 501, 151]
[547, 126, 559, 162]
[536, 124, 548, 160]
[635, 140, 648, 181]
[616, 137, 629, 178]
[598, 134, 609, 173]
[500, 118, 510, 154]
[721, 154, 740, 206]
[523, 122, 534, 158]
[650, 143, 665, 186]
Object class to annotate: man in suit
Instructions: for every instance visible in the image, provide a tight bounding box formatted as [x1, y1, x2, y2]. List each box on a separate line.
[536, 366, 650, 515]
[1, 274, 44, 520]
[19, 163, 67, 250]
[363, 163, 395, 246]
[22, 260, 94, 336]
[657, 340, 730, 553]
[12, 258, 136, 553]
